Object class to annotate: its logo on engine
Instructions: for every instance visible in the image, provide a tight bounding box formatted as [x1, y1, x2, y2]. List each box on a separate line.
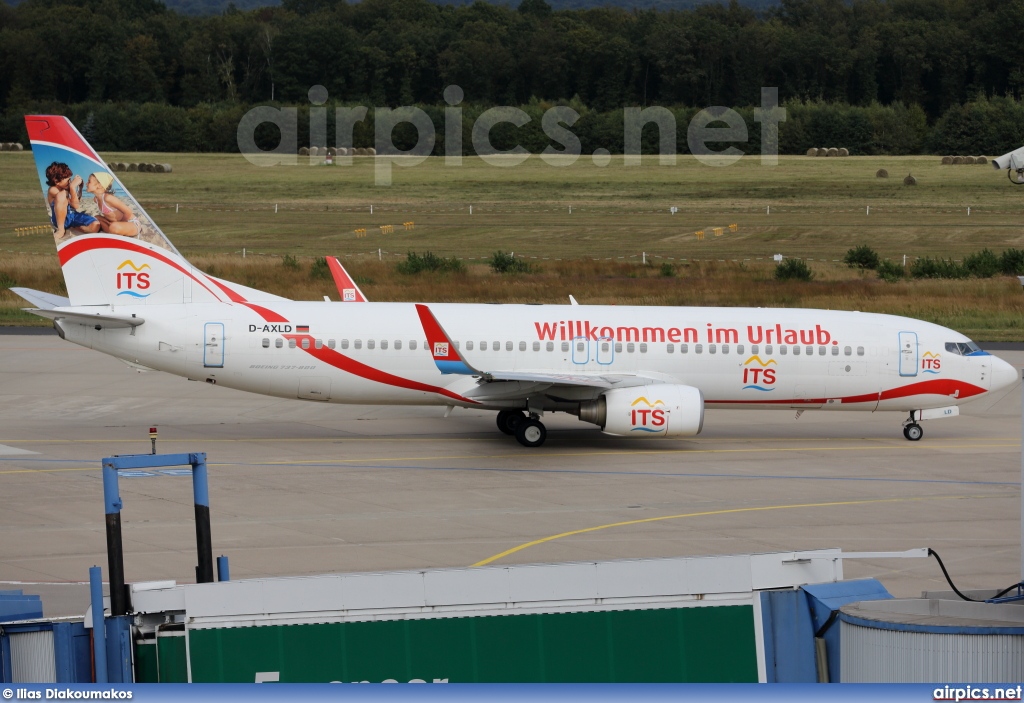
[116, 259, 151, 298]
[742, 355, 777, 391]
[921, 351, 941, 374]
[630, 396, 666, 432]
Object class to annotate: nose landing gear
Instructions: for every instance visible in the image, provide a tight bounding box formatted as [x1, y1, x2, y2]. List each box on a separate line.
[903, 411, 923, 441]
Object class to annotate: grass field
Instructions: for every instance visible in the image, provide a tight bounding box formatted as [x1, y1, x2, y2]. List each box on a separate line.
[2, 152, 1024, 338]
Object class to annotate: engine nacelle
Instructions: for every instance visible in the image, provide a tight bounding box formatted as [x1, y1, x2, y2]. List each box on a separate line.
[578, 384, 704, 437]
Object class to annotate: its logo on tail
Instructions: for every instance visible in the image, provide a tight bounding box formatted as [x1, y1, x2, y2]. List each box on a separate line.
[630, 396, 666, 432]
[116, 259, 150, 298]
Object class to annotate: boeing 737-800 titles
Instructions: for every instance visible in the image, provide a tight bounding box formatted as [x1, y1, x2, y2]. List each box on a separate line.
[11, 116, 1018, 447]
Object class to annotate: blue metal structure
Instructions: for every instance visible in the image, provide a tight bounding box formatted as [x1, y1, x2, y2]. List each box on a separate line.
[0, 590, 42, 623]
[89, 567, 107, 684]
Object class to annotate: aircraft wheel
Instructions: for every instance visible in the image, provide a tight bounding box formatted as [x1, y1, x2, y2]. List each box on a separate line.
[496, 410, 526, 436]
[515, 418, 547, 448]
[903, 423, 923, 441]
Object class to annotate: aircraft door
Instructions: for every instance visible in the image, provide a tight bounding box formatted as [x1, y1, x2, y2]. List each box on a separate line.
[898, 331, 918, 377]
[204, 322, 225, 368]
[596, 336, 614, 365]
[572, 336, 590, 365]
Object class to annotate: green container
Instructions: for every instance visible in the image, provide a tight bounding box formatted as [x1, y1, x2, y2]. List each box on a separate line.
[138, 605, 757, 683]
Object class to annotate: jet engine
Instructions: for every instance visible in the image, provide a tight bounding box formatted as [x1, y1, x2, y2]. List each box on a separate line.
[578, 385, 704, 437]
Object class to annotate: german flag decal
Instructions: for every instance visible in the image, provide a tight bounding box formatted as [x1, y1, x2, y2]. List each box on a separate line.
[296, 325, 310, 333]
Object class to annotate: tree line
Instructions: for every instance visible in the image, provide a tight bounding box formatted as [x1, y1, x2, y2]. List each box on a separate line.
[1, 0, 1023, 153]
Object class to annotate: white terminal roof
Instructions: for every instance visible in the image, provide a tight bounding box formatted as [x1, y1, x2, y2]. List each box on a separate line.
[128, 549, 844, 629]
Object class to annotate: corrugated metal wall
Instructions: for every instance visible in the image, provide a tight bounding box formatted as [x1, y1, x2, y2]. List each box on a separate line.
[9, 631, 56, 683]
[841, 622, 1024, 682]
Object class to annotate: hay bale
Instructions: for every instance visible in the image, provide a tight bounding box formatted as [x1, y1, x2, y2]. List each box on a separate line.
[298, 147, 309, 156]
[816, 148, 828, 157]
[839, 147, 849, 157]
[806, 148, 819, 157]
[952, 156, 964, 165]
[827, 147, 840, 157]
[941, 156, 953, 165]
[154, 163, 166, 173]
[13, 143, 23, 151]
[976, 156, 988, 165]
[337, 147, 348, 156]
[161, 163, 172, 173]
[355, 147, 367, 156]
[903, 174, 917, 186]
[127, 163, 138, 172]
[876, 168, 889, 178]
[963, 156, 976, 164]
[367, 147, 376, 156]
[326, 147, 336, 157]
[0, 143, 8, 151]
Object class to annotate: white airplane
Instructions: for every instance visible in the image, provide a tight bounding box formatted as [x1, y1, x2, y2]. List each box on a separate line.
[11, 115, 1018, 447]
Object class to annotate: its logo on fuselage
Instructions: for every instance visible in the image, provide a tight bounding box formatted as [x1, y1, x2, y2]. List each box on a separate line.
[742, 355, 777, 391]
[630, 396, 666, 432]
[116, 260, 150, 298]
[922, 351, 941, 374]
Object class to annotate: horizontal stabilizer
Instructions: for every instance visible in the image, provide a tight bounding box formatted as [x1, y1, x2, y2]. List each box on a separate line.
[25, 307, 144, 328]
[9, 287, 70, 310]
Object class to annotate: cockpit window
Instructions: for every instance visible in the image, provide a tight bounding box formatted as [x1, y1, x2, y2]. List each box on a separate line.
[946, 341, 987, 356]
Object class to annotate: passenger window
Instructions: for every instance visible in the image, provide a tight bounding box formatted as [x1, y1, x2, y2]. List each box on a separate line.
[341, 339, 349, 349]
[627, 343, 635, 353]
[409, 340, 417, 350]
[602, 342, 610, 352]
[354, 340, 362, 349]
[533, 342, 540, 352]
[480, 341, 486, 351]
[639, 343, 647, 353]
[667, 344, 674, 353]
[857, 346, 865, 356]
[547, 342, 554, 352]
[301, 339, 310, 350]
[506, 341, 513, 352]
[681, 344, 688, 354]
[695, 344, 703, 354]
[781, 346, 788, 355]
[709, 344, 717, 354]
[452, 341, 459, 350]
[844, 346, 851, 356]
[807, 346, 814, 355]
[831, 345, 838, 356]
[561, 342, 570, 352]
[577, 341, 585, 352]
[394, 340, 401, 350]
[381, 340, 388, 350]
[793, 346, 800, 355]
[289, 339, 297, 349]
[328, 339, 336, 349]
[367, 340, 375, 350]
[615, 342, 622, 353]
[722, 344, 729, 354]
[751, 345, 759, 354]
[314, 339, 322, 349]
[275, 338, 283, 349]
[466, 341, 474, 351]
[519, 341, 526, 352]
[493, 341, 500, 351]
[765, 345, 773, 354]
[262, 338, 270, 348]
[736, 344, 744, 355]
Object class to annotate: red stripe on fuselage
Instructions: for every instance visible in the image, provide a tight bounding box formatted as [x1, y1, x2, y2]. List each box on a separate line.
[708, 378, 986, 405]
[283, 334, 478, 404]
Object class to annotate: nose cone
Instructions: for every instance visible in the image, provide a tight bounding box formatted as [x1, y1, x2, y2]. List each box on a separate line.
[991, 356, 1019, 392]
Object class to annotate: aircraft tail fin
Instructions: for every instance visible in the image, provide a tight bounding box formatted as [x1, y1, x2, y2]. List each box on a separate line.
[327, 257, 368, 302]
[415, 304, 483, 376]
[24, 115, 285, 308]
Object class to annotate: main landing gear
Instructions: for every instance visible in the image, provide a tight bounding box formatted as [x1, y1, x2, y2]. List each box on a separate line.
[902, 412, 923, 441]
[496, 410, 547, 447]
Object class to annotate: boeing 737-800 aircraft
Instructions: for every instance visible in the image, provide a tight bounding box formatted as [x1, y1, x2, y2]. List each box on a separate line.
[11, 116, 1018, 447]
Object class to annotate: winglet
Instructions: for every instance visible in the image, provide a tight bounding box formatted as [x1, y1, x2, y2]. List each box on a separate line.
[415, 304, 482, 376]
[326, 257, 368, 302]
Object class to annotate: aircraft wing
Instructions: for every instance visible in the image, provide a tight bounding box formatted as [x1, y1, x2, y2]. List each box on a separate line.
[9, 287, 71, 310]
[24, 307, 144, 328]
[327, 257, 368, 302]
